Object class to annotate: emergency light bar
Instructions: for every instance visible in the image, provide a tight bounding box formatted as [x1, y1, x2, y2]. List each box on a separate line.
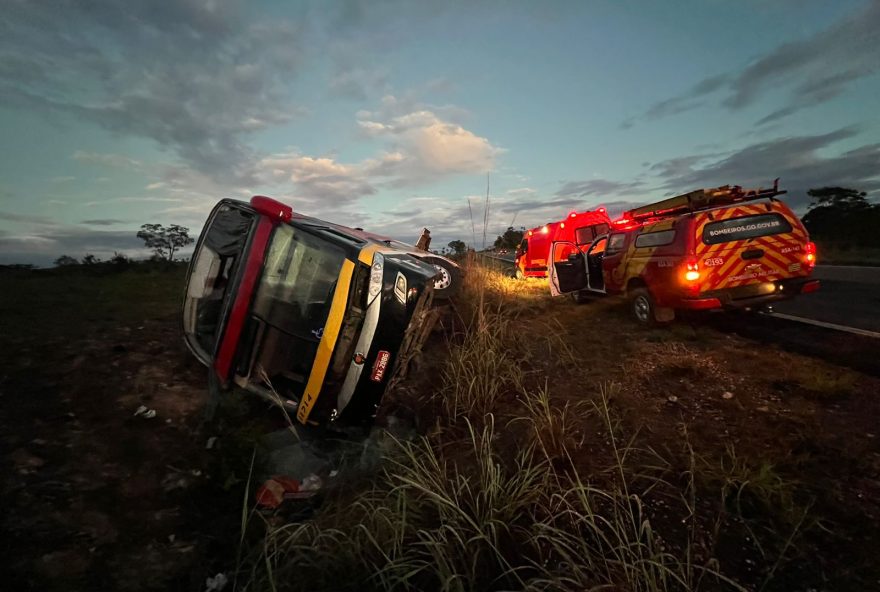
[625, 179, 787, 222]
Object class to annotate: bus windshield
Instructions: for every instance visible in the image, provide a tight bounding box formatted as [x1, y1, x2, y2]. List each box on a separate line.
[251, 224, 347, 342]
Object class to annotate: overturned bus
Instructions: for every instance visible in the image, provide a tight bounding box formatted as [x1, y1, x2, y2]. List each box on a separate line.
[182, 196, 449, 432]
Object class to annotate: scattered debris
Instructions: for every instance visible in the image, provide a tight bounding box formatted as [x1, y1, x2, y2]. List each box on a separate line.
[722, 391, 734, 399]
[133, 405, 157, 419]
[667, 395, 678, 403]
[205, 436, 218, 450]
[256, 475, 319, 509]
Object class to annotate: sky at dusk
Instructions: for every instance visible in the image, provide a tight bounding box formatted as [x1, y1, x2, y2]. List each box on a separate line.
[1, 0, 878, 265]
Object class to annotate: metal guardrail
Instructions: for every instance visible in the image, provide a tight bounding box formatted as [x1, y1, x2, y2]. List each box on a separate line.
[473, 252, 516, 274]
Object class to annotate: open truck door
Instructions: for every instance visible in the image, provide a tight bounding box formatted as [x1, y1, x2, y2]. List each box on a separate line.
[548, 241, 588, 296]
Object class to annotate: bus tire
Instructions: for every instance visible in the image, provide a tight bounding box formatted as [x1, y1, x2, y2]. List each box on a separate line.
[421, 256, 461, 300]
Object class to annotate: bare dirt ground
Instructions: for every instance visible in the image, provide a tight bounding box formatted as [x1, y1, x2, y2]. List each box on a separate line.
[0, 266, 240, 590]
[2, 266, 879, 590]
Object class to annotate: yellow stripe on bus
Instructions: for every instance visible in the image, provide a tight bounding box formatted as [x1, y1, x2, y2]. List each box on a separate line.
[296, 258, 356, 424]
[358, 243, 382, 265]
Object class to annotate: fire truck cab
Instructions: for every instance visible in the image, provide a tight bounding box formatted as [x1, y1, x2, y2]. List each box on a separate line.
[515, 223, 555, 279]
[515, 209, 611, 279]
[549, 181, 820, 324]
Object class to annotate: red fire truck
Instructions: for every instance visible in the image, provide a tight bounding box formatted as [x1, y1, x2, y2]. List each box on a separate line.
[515, 208, 611, 279]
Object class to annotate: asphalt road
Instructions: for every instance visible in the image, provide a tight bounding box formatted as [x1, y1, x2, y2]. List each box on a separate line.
[772, 266, 880, 334]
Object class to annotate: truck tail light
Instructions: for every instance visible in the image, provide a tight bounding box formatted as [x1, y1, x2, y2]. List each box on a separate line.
[804, 242, 816, 268]
[684, 259, 700, 282]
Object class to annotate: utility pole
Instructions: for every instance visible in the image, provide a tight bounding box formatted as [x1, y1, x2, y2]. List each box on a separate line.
[467, 198, 477, 248]
[482, 173, 490, 250]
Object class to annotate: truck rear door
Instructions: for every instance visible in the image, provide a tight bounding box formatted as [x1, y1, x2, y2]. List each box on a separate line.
[694, 203, 809, 291]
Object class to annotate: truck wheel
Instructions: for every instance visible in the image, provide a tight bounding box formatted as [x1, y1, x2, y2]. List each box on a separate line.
[629, 288, 674, 325]
[422, 256, 461, 300]
[515, 267, 524, 280]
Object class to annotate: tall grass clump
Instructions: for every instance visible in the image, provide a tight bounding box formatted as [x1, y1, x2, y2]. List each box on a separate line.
[439, 265, 526, 423]
[252, 418, 551, 592]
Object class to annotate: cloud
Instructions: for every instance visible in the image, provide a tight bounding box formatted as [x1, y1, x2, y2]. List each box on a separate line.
[0, 211, 57, 225]
[555, 179, 646, 198]
[259, 153, 378, 204]
[356, 99, 499, 180]
[327, 66, 389, 100]
[81, 219, 127, 226]
[81, 196, 184, 207]
[1, 1, 307, 182]
[0, 227, 149, 267]
[72, 151, 143, 170]
[624, 2, 880, 127]
[647, 127, 880, 209]
[255, 97, 501, 207]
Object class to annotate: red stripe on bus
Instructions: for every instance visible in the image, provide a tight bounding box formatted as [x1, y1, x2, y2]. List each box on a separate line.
[214, 216, 274, 380]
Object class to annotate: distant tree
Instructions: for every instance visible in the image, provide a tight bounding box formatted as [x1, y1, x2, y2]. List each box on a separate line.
[81, 253, 101, 265]
[110, 251, 130, 266]
[136, 223, 194, 261]
[806, 187, 869, 209]
[447, 240, 467, 256]
[802, 187, 879, 248]
[54, 255, 79, 266]
[493, 226, 525, 250]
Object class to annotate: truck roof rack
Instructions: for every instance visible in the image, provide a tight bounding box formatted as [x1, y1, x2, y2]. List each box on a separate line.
[625, 179, 787, 222]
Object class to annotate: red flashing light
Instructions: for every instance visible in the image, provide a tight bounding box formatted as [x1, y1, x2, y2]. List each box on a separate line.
[528, 230, 533, 237]
[598, 207, 606, 213]
[570, 212, 577, 218]
[804, 241, 817, 268]
[541, 225, 549, 234]
[251, 195, 293, 222]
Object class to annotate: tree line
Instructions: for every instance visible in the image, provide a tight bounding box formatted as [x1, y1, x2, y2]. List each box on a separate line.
[801, 187, 880, 249]
[55, 224, 194, 267]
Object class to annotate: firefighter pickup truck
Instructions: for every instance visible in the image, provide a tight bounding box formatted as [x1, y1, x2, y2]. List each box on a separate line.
[548, 181, 820, 324]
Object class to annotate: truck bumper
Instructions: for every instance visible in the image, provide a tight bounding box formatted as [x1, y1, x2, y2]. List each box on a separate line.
[682, 277, 820, 310]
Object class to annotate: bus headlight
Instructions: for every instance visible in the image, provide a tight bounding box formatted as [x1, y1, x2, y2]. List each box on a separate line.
[368, 253, 384, 302]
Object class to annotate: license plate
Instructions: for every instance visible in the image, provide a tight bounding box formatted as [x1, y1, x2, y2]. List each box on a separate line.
[370, 351, 391, 382]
